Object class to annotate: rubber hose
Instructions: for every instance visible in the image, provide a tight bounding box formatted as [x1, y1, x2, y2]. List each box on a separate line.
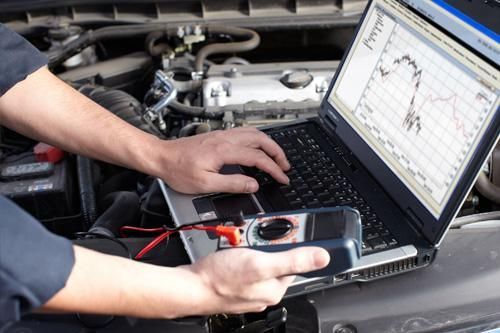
[475, 172, 500, 205]
[145, 30, 173, 57]
[194, 25, 260, 72]
[47, 23, 176, 68]
[80, 86, 165, 138]
[77, 155, 98, 229]
[169, 100, 224, 119]
[451, 211, 500, 228]
[89, 191, 140, 237]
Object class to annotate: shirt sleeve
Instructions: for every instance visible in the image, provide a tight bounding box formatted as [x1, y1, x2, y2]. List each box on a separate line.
[0, 23, 48, 96]
[0, 195, 75, 325]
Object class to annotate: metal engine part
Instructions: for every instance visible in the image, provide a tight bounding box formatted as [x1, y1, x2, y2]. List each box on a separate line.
[203, 61, 338, 110]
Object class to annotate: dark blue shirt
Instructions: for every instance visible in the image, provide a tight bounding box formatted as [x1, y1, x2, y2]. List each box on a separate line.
[0, 24, 75, 325]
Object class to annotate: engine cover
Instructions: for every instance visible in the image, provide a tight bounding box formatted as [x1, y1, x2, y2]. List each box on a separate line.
[203, 61, 338, 108]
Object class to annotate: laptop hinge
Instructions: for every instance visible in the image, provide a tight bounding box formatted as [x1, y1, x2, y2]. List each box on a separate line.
[319, 113, 337, 133]
[405, 207, 424, 234]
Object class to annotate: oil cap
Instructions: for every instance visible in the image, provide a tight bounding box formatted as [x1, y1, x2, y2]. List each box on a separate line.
[280, 70, 314, 89]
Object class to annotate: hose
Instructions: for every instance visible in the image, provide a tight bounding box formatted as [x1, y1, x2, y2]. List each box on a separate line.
[194, 25, 260, 73]
[77, 155, 98, 229]
[475, 172, 500, 205]
[47, 23, 176, 68]
[451, 211, 500, 228]
[169, 100, 224, 119]
[79, 86, 165, 138]
[47, 24, 260, 71]
[145, 30, 173, 57]
[89, 191, 140, 237]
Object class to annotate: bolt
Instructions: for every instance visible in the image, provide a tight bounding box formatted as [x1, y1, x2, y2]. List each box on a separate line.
[176, 26, 185, 38]
[194, 25, 202, 36]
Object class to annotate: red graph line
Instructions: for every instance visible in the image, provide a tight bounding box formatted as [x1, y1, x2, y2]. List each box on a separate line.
[377, 54, 469, 139]
[415, 93, 468, 139]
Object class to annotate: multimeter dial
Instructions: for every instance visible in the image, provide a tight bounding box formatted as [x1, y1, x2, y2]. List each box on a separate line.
[257, 218, 294, 240]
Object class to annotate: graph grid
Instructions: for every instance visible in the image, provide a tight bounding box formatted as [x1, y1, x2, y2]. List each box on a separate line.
[356, 23, 496, 204]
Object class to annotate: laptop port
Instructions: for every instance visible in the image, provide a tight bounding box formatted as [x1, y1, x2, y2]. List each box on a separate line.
[351, 272, 361, 279]
[334, 274, 348, 282]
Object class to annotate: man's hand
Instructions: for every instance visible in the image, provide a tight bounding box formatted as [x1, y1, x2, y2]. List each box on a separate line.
[43, 246, 330, 318]
[150, 127, 291, 194]
[178, 247, 330, 315]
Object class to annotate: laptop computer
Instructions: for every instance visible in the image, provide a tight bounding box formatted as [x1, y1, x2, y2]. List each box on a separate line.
[159, 0, 500, 297]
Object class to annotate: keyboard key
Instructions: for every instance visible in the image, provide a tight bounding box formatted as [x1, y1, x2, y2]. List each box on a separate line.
[306, 199, 322, 208]
[363, 228, 380, 240]
[369, 238, 388, 250]
[311, 183, 325, 192]
[301, 169, 313, 178]
[362, 221, 373, 229]
[377, 227, 391, 237]
[291, 177, 305, 186]
[331, 189, 346, 197]
[295, 160, 307, 168]
[384, 236, 398, 247]
[296, 184, 310, 194]
[279, 184, 294, 193]
[302, 191, 315, 201]
[322, 199, 337, 206]
[317, 191, 332, 201]
[362, 241, 374, 254]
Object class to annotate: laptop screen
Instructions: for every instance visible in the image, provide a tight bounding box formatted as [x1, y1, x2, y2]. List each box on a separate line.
[327, 0, 499, 218]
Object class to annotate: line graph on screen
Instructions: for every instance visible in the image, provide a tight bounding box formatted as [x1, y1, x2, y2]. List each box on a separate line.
[355, 22, 495, 202]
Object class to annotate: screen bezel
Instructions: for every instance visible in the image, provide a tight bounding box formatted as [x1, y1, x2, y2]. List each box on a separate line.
[320, 0, 500, 245]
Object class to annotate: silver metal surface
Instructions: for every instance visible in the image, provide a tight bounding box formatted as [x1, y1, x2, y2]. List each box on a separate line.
[203, 61, 339, 108]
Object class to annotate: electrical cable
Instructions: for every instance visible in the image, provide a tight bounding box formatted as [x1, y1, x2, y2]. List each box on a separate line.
[74, 231, 133, 259]
[121, 213, 245, 259]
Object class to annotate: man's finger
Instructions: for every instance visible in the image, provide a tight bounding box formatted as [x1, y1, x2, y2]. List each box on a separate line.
[251, 247, 330, 282]
[219, 146, 289, 185]
[223, 129, 290, 171]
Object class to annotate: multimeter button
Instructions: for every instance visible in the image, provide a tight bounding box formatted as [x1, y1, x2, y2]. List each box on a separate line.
[257, 219, 294, 240]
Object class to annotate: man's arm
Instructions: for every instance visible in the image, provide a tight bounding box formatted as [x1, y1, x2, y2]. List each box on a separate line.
[0, 66, 290, 194]
[43, 245, 329, 317]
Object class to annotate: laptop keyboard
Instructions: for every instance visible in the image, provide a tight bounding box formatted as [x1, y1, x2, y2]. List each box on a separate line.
[246, 126, 399, 255]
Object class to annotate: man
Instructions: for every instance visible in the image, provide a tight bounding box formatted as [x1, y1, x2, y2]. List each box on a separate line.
[0, 24, 330, 324]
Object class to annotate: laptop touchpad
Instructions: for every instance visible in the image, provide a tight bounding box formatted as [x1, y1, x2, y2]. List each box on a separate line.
[212, 194, 260, 216]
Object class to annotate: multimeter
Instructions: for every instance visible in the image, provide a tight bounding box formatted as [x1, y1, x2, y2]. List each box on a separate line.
[218, 207, 362, 278]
